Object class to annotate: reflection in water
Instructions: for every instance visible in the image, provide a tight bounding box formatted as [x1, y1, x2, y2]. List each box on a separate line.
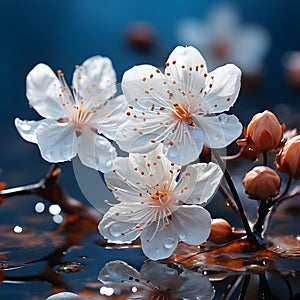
[98, 260, 215, 300]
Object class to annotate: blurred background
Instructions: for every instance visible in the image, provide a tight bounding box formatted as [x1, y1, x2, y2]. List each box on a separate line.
[1, 0, 300, 187]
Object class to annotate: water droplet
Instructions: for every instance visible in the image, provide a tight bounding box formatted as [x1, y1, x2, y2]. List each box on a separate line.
[165, 268, 176, 275]
[56, 262, 83, 273]
[163, 237, 176, 249]
[106, 160, 112, 168]
[179, 232, 186, 239]
[109, 223, 123, 237]
[219, 115, 229, 124]
[45, 149, 53, 159]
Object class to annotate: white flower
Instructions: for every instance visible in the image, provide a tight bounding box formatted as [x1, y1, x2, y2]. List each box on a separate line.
[15, 56, 127, 172]
[98, 145, 223, 260]
[116, 45, 242, 166]
[98, 260, 215, 300]
[177, 4, 271, 75]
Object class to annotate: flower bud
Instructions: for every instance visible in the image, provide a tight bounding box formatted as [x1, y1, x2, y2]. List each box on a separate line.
[237, 110, 285, 151]
[243, 166, 281, 200]
[275, 135, 300, 179]
[208, 218, 233, 244]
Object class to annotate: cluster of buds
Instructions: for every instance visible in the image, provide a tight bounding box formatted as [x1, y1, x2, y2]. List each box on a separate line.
[239, 110, 300, 202]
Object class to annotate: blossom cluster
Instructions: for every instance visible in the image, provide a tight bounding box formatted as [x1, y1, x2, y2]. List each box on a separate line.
[15, 46, 243, 260]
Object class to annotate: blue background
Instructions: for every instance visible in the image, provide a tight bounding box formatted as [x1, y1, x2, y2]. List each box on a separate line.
[1, 0, 300, 205]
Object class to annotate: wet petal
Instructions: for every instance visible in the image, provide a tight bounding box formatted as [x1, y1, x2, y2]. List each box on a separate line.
[163, 122, 204, 166]
[121, 64, 170, 108]
[72, 56, 116, 101]
[115, 117, 171, 154]
[202, 64, 241, 113]
[140, 223, 178, 260]
[175, 162, 223, 205]
[99, 206, 141, 243]
[77, 129, 116, 173]
[165, 46, 208, 94]
[35, 121, 77, 162]
[26, 63, 64, 119]
[172, 205, 211, 245]
[194, 114, 242, 149]
[15, 118, 46, 144]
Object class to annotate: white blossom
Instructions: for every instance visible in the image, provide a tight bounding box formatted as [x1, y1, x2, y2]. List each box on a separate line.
[15, 56, 126, 172]
[116, 45, 242, 166]
[99, 145, 223, 260]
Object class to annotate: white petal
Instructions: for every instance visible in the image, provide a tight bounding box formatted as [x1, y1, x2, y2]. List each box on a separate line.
[115, 117, 170, 154]
[99, 206, 141, 243]
[121, 65, 170, 107]
[165, 46, 208, 94]
[15, 118, 44, 144]
[104, 147, 178, 205]
[77, 129, 116, 172]
[175, 162, 223, 205]
[72, 56, 116, 101]
[172, 205, 211, 245]
[175, 271, 215, 300]
[26, 63, 64, 119]
[140, 223, 178, 260]
[163, 123, 204, 166]
[193, 114, 242, 149]
[202, 64, 241, 113]
[98, 260, 141, 285]
[97, 95, 128, 140]
[35, 121, 77, 162]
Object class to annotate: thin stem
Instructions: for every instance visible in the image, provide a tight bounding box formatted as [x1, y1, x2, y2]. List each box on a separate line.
[212, 149, 253, 239]
[273, 176, 293, 202]
[263, 151, 268, 166]
[223, 275, 243, 300]
[218, 184, 241, 217]
[253, 199, 269, 244]
[238, 275, 251, 300]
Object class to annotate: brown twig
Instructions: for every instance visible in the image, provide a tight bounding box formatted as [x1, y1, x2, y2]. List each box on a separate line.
[0, 164, 102, 223]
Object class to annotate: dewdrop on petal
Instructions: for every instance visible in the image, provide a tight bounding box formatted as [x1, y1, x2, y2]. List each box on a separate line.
[208, 218, 233, 244]
[237, 110, 285, 151]
[243, 166, 281, 200]
[275, 135, 300, 179]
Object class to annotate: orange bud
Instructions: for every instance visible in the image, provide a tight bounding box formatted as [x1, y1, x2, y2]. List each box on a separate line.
[243, 166, 281, 200]
[237, 110, 285, 151]
[208, 218, 233, 244]
[275, 135, 300, 179]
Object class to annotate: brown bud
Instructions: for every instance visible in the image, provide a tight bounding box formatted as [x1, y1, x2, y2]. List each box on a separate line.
[243, 166, 281, 200]
[237, 110, 285, 151]
[275, 135, 300, 179]
[208, 218, 233, 244]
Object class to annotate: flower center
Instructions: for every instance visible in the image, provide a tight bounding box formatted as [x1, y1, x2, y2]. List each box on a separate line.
[173, 102, 195, 126]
